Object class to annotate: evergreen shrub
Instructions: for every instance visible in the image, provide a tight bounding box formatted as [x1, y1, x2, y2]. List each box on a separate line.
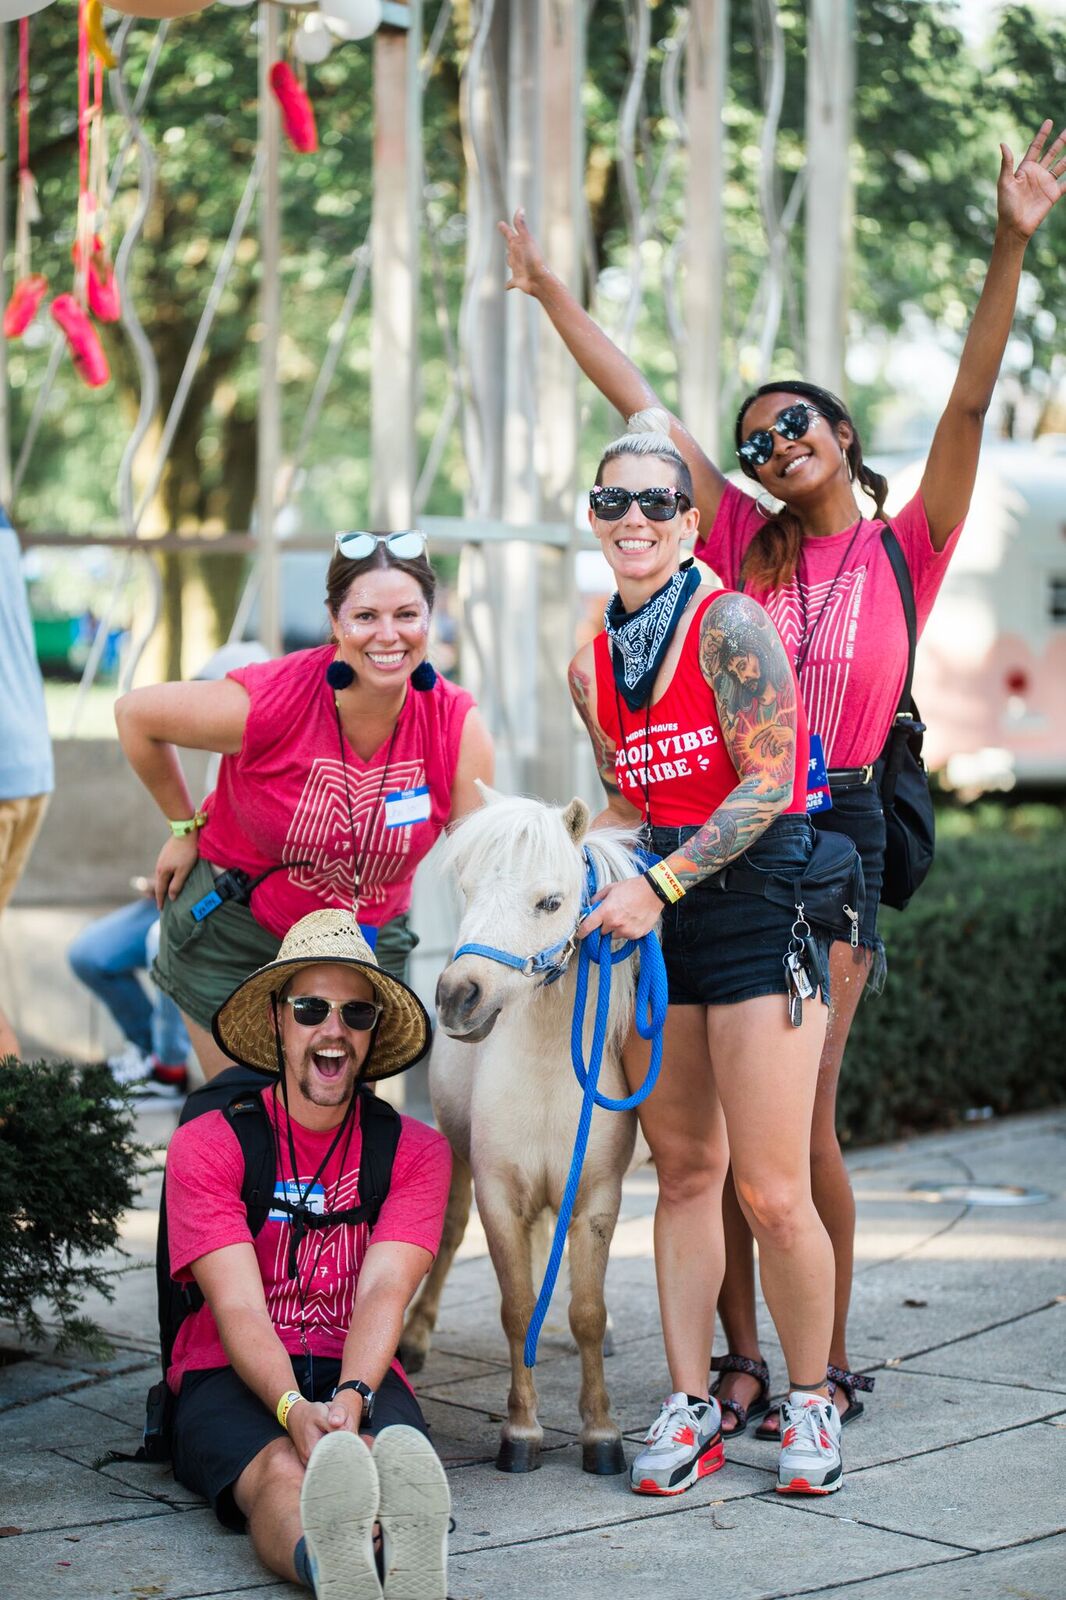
[840, 811, 1066, 1146]
[0, 1059, 141, 1354]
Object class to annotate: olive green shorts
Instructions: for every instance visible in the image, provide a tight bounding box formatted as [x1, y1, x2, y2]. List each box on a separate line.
[152, 856, 419, 1031]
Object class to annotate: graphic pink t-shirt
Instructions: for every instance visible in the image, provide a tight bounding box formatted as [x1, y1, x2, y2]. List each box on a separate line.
[165, 1089, 451, 1393]
[695, 485, 964, 767]
[197, 646, 474, 936]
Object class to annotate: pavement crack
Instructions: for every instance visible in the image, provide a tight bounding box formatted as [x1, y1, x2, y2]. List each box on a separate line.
[878, 1295, 1062, 1366]
[762, 1495, 981, 1554]
[753, 1549, 975, 1597]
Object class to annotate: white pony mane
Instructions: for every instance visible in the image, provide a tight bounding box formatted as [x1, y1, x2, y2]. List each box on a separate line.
[441, 794, 644, 1057]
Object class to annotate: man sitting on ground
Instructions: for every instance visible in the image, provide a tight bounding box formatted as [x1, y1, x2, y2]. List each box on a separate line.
[164, 908, 452, 1599]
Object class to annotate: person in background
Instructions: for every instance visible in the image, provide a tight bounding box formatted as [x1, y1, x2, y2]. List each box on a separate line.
[0, 506, 54, 1061]
[501, 119, 1065, 1439]
[69, 888, 190, 1101]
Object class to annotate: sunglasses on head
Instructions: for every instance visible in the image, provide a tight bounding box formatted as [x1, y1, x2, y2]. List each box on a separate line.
[283, 995, 383, 1031]
[589, 486, 692, 522]
[334, 529, 427, 561]
[737, 402, 823, 469]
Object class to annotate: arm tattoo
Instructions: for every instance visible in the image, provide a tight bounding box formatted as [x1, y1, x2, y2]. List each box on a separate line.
[668, 593, 797, 888]
[568, 660, 620, 799]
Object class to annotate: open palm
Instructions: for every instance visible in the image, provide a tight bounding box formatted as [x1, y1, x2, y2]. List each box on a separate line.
[999, 120, 1066, 239]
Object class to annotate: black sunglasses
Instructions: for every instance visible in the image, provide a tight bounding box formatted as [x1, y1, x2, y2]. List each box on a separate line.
[283, 995, 382, 1031]
[737, 402, 822, 468]
[589, 485, 692, 521]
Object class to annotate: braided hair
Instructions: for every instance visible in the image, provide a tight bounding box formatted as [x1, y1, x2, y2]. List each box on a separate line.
[734, 381, 887, 594]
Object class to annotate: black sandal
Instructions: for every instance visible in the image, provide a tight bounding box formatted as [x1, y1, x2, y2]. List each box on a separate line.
[709, 1353, 771, 1437]
[827, 1364, 875, 1426]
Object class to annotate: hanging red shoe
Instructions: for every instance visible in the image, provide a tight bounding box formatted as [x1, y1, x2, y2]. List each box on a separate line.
[51, 292, 110, 388]
[73, 233, 121, 322]
[3, 273, 49, 339]
[269, 61, 318, 154]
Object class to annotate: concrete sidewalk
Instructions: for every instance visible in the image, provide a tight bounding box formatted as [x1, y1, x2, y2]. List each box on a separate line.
[1, 1107, 1063, 1600]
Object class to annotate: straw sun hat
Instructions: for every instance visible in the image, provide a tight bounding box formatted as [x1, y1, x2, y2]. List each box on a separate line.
[212, 910, 431, 1082]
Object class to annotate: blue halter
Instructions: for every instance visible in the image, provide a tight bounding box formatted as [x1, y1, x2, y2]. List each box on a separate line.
[449, 854, 599, 987]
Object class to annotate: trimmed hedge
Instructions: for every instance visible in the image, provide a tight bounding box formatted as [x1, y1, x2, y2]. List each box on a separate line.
[0, 1059, 141, 1354]
[839, 810, 1066, 1146]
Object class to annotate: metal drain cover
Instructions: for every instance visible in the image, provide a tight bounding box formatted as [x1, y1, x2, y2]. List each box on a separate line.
[908, 1182, 1052, 1207]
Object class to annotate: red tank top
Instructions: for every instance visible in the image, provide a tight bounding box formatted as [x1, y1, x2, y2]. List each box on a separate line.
[593, 591, 810, 827]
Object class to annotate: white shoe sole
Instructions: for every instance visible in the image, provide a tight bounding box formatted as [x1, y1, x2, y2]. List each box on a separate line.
[374, 1426, 451, 1600]
[300, 1431, 382, 1600]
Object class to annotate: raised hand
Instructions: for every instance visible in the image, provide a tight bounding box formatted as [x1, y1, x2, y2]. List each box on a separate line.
[998, 120, 1066, 241]
[497, 207, 548, 294]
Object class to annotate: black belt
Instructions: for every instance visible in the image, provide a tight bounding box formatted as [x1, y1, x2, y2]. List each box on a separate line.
[827, 764, 874, 792]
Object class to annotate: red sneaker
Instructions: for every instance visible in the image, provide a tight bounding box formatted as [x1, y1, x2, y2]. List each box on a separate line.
[269, 61, 318, 154]
[51, 293, 110, 388]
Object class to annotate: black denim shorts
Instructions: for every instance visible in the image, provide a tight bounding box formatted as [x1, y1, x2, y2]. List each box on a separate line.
[172, 1359, 429, 1531]
[649, 813, 830, 1008]
[812, 782, 886, 950]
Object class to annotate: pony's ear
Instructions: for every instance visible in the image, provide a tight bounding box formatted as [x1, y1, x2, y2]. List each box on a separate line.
[474, 779, 503, 806]
[561, 796, 590, 843]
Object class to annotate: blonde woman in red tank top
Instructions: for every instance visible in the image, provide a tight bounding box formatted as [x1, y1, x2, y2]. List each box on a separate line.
[570, 421, 844, 1497]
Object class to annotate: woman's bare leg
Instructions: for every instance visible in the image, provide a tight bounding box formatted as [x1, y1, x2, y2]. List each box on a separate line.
[708, 995, 833, 1397]
[622, 1006, 729, 1398]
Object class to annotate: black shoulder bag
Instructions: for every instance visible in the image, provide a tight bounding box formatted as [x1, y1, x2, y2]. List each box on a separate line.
[875, 525, 935, 910]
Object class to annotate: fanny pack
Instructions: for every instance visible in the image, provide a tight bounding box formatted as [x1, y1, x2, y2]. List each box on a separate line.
[713, 828, 866, 946]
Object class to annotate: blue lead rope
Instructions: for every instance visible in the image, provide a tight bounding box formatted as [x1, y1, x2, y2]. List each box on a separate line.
[523, 906, 668, 1369]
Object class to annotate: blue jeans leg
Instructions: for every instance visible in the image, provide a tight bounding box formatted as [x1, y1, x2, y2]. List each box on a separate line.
[68, 899, 156, 1055]
[145, 917, 189, 1065]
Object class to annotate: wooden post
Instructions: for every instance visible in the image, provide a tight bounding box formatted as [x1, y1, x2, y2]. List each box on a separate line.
[805, 0, 854, 394]
[371, 0, 422, 529]
[681, 0, 728, 459]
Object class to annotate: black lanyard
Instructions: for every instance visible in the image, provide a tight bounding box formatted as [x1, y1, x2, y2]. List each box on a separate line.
[793, 521, 863, 679]
[333, 690, 405, 905]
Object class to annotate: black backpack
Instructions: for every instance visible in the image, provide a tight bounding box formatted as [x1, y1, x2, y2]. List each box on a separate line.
[874, 526, 936, 910]
[136, 1064, 401, 1462]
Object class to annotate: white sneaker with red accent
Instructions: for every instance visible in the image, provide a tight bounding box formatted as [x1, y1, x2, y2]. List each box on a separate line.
[776, 1391, 843, 1495]
[629, 1392, 724, 1496]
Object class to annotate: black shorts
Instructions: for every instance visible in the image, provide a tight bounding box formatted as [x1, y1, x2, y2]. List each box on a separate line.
[650, 813, 830, 1008]
[172, 1359, 429, 1531]
[812, 782, 885, 950]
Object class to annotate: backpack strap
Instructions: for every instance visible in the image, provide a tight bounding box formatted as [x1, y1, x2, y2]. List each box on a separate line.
[354, 1087, 402, 1231]
[880, 522, 917, 714]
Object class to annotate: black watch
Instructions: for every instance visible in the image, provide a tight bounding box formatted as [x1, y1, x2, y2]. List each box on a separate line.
[332, 1378, 375, 1421]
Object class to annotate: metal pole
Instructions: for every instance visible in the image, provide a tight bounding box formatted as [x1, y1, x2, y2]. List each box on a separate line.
[257, 2, 282, 655]
[805, 0, 854, 394]
[681, 0, 728, 459]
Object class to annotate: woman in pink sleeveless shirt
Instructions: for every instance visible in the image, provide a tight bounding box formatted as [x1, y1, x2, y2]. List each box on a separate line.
[503, 120, 1065, 1443]
[573, 421, 846, 1498]
[116, 535, 493, 1080]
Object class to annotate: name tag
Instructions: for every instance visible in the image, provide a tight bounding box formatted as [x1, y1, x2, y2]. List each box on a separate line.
[805, 733, 833, 814]
[269, 1180, 326, 1224]
[384, 785, 431, 828]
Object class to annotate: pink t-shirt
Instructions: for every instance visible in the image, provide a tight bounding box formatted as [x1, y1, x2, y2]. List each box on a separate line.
[695, 485, 964, 767]
[165, 1088, 452, 1392]
[197, 645, 475, 936]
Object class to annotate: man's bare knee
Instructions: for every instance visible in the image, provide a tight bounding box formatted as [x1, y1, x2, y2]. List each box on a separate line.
[233, 1435, 302, 1518]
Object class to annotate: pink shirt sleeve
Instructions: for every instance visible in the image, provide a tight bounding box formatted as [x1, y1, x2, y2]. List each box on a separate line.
[372, 1115, 453, 1258]
[886, 490, 965, 630]
[166, 1112, 253, 1283]
[694, 481, 766, 587]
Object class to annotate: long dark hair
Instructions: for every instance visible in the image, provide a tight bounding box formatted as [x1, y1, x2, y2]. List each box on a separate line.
[734, 381, 888, 594]
[325, 539, 437, 625]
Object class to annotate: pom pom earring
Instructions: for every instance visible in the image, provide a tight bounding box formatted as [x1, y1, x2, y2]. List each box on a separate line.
[326, 659, 355, 690]
[410, 660, 438, 691]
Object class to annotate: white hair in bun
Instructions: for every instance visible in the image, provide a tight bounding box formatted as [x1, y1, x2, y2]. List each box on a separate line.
[595, 406, 692, 498]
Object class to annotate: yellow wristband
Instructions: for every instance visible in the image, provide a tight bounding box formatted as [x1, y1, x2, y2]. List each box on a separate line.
[168, 811, 206, 838]
[647, 861, 686, 904]
[276, 1389, 303, 1430]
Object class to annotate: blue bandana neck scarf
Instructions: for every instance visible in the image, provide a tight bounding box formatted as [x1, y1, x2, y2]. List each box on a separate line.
[604, 563, 702, 711]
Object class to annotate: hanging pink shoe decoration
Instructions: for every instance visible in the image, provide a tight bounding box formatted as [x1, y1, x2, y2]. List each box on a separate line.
[3, 274, 49, 339]
[73, 233, 121, 322]
[5, 21, 48, 341]
[270, 61, 318, 154]
[52, 293, 110, 388]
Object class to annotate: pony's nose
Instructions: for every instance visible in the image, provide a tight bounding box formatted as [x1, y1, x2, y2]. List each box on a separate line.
[436, 971, 481, 1018]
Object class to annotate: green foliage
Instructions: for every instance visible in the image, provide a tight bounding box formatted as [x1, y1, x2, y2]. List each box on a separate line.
[0, 1059, 142, 1355]
[840, 811, 1066, 1145]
